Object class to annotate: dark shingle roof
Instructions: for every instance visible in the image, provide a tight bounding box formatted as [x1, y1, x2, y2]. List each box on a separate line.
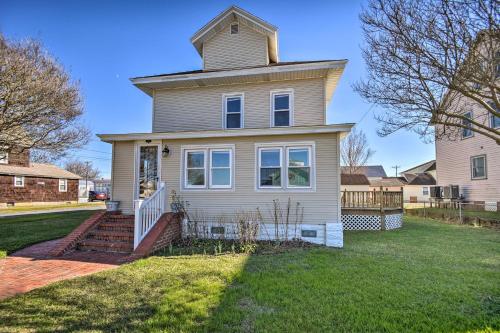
[401, 160, 436, 174]
[403, 173, 436, 185]
[131, 60, 345, 80]
[341, 173, 370, 186]
[341, 165, 387, 178]
[369, 177, 407, 187]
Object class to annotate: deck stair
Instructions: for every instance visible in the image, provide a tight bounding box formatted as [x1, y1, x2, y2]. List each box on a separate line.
[77, 214, 134, 253]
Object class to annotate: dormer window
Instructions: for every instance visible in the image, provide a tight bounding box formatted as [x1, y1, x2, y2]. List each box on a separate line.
[230, 23, 239, 35]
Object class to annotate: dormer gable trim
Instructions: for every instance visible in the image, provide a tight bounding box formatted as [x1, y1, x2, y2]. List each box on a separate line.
[191, 6, 279, 63]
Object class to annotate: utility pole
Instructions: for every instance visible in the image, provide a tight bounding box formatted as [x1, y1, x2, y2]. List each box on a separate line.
[392, 165, 401, 176]
[85, 161, 90, 202]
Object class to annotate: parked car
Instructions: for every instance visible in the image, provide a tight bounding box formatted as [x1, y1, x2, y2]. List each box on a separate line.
[89, 191, 108, 201]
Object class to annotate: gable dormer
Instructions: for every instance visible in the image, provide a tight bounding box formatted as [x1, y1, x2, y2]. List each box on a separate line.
[191, 6, 279, 70]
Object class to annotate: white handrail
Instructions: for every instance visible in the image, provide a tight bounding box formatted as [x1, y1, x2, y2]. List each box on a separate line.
[134, 182, 166, 249]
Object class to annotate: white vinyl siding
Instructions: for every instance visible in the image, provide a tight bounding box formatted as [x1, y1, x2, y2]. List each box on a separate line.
[203, 21, 268, 70]
[59, 179, 68, 192]
[153, 78, 325, 133]
[14, 176, 24, 187]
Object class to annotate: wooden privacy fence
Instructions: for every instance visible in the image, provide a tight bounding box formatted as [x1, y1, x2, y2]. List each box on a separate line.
[341, 187, 404, 210]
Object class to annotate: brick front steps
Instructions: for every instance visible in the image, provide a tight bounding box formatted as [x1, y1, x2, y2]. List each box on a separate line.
[50, 210, 182, 259]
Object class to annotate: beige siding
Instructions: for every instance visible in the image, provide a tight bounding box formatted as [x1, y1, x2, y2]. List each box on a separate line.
[153, 78, 325, 132]
[403, 185, 430, 202]
[113, 133, 340, 223]
[435, 102, 500, 203]
[111, 141, 135, 214]
[203, 21, 268, 70]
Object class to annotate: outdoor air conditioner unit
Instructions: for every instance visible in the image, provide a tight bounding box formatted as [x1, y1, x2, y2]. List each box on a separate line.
[430, 186, 442, 198]
[443, 185, 460, 199]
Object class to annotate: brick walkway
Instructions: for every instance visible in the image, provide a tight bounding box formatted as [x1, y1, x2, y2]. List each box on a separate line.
[0, 239, 129, 300]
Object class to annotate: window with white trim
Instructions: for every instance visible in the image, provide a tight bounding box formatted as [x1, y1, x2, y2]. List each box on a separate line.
[488, 102, 500, 129]
[223, 94, 243, 129]
[259, 148, 282, 188]
[14, 176, 24, 187]
[0, 151, 7, 164]
[185, 150, 206, 188]
[287, 147, 311, 188]
[230, 23, 239, 35]
[210, 149, 232, 188]
[271, 91, 293, 127]
[257, 143, 315, 190]
[59, 179, 67, 192]
[462, 111, 473, 138]
[184, 147, 234, 190]
[471, 155, 487, 180]
[422, 187, 429, 196]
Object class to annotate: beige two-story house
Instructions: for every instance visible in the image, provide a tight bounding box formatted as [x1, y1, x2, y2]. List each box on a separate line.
[98, 6, 351, 248]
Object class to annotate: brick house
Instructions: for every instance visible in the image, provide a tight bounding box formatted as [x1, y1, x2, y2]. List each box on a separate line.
[0, 150, 80, 207]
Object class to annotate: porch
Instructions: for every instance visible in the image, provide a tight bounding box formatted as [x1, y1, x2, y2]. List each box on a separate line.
[341, 188, 404, 230]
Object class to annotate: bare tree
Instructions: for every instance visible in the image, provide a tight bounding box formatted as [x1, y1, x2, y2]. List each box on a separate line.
[354, 0, 500, 144]
[0, 34, 90, 158]
[64, 160, 101, 180]
[341, 128, 375, 174]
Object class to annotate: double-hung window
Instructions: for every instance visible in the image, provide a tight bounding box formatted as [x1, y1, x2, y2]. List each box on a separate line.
[488, 102, 500, 129]
[59, 179, 67, 192]
[223, 94, 243, 129]
[287, 147, 311, 188]
[185, 150, 206, 188]
[184, 147, 233, 190]
[422, 187, 429, 196]
[0, 151, 7, 164]
[210, 150, 232, 188]
[462, 111, 473, 138]
[471, 155, 487, 180]
[258, 143, 314, 190]
[271, 90, 293, 127]
[259, 148, 282, 188]
[14, 176, 24, 187]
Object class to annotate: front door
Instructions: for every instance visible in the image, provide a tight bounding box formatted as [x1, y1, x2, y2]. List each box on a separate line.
[138, 145, 159, 199]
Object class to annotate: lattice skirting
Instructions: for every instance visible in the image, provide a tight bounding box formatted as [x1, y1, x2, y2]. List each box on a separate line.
[342, 213, 403, 231]
[385, 213, 403, 230]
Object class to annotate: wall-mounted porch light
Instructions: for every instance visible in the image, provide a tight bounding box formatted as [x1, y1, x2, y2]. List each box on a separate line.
[162, 145, 170, 157]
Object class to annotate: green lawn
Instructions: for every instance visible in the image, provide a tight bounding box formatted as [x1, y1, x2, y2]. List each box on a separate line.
[0, 210, 97, 258]
[0, 217, 499, 332]
[407, 207, 500, 220]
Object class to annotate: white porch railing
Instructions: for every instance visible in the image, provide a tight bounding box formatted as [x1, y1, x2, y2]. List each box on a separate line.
[133, 182, 166, 249]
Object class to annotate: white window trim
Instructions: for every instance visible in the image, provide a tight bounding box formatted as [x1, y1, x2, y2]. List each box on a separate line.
[59, 179, 67, 192]
[471, 155, 487, 180]
[209, 149, 233, 189]
[181, 144, 235, 191]
[462, 111, 474, 139]
[0, 152, 8, 164]
[230, 22, 239, 35]
[270, 89, 294, 127]
[286, 146, 313, 189]
[222, 93, 244, 129]
[258, 147, 283, 189]
[422, 187, 429, 196]
[255, 141, 316, 192]
[184, 149, 207, 189]
[14, 176, 24, 187]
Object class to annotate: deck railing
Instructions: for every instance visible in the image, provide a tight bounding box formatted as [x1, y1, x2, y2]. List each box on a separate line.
[134, 182, 166, 249]
[341, 187, 404, 210]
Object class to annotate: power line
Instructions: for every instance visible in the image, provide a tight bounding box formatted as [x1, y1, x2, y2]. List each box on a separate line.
[353, 104, 375, 128]
[391, 165, 402, 176]
[74, 148, 111, 155]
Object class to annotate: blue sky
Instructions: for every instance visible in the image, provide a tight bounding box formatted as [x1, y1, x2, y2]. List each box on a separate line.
[1, 0, 435, 178]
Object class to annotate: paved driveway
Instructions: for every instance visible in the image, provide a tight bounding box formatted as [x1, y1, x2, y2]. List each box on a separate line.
[0, 239, 128, 300]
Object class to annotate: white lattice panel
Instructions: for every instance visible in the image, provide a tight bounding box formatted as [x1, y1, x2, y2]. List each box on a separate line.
[385, 214, 403, 230]
[342, 214, 381, 230]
